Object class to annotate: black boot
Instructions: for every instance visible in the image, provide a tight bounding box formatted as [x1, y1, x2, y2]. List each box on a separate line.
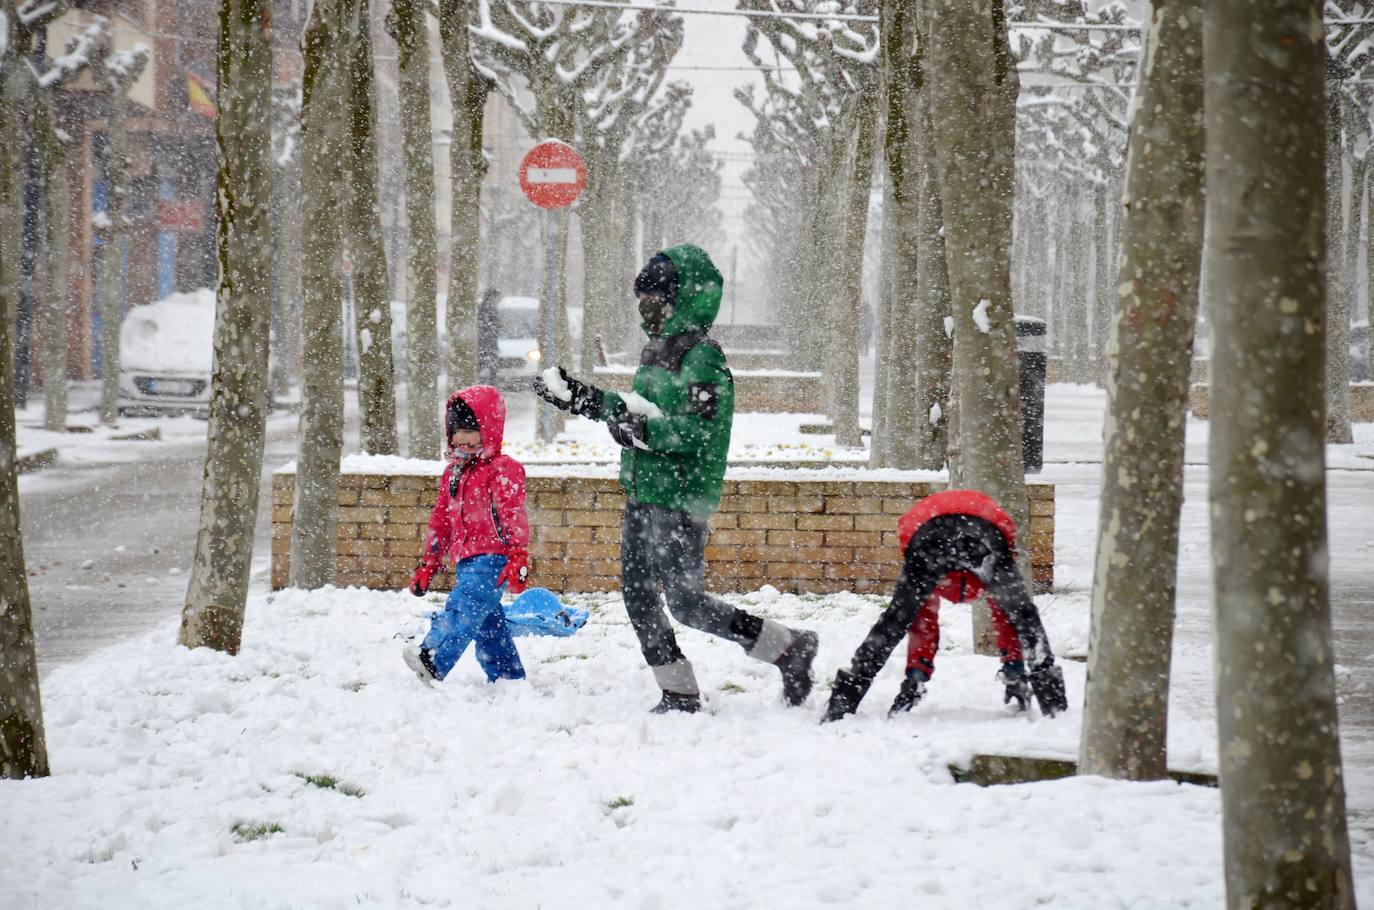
[776, 629, 819, 707]
[821, 668, 873, 723]
[650, 690, 702, 714]
[402, 645, 440, 683]
[1028, 659, 1068, 717]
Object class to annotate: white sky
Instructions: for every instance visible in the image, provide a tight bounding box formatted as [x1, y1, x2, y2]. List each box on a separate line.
[667, 0, 771, 319]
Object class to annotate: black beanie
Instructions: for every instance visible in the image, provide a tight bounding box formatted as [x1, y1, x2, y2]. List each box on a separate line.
[446, 397, 480, 437]
[634, 253, 679, 304]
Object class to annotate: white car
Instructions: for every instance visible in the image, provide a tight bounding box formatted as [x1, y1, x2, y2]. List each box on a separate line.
[491, 296, 583, 387]
[118, 289, 216, 416]
[494, 296, 542, 387]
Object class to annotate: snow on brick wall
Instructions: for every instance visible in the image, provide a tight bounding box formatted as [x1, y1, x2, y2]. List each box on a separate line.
[271, 474, 1055, 595]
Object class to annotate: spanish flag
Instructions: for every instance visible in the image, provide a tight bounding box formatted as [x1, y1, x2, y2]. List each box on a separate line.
[187, 71, 216, 120]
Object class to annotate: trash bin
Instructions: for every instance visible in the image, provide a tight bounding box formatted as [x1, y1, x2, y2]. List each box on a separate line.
[1015, 316, 1047, 474]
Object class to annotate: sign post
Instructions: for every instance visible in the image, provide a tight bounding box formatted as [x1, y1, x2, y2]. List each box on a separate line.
[519, 140, 587, 443]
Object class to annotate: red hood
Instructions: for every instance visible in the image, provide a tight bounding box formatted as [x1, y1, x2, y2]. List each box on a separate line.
[448, 386, 505, 459]
[897, 489, 1017, 557]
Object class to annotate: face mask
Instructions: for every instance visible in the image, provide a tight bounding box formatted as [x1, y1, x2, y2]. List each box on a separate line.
[639, 293, 672, 336]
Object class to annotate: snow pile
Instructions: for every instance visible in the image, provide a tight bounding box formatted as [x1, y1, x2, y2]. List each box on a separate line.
[120, 289, 216, 373]
[0, 582, 1300, 908]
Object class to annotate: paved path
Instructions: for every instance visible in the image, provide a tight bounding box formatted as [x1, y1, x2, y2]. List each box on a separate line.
[21, 420, 298, 668]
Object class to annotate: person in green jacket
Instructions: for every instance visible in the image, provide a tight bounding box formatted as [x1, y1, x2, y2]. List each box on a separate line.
[534, 243, 818, 714]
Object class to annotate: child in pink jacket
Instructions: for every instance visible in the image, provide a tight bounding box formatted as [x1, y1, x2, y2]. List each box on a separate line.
[403, 386, 531, 683]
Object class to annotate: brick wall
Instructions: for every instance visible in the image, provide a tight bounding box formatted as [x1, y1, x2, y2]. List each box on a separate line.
[272, 471, 1055, 595]
[1191, 383, 1374, 421]
[591, 369, 824, 414]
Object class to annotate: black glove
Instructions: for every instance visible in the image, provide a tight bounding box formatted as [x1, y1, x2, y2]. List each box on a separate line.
[888, 668, 929, 717]
[533, 367, 603, 418]
[1028, 659, 1068, 717]
[997, 660, 1031, 713]
[607, 410, 648, 449]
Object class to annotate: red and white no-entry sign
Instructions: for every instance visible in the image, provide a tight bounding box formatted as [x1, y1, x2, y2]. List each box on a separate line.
[519, 140, 587, 210]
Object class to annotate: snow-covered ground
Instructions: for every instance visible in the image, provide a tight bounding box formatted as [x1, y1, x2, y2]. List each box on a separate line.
[5, 382, 1374, 908]
[14, 381, 297, 497]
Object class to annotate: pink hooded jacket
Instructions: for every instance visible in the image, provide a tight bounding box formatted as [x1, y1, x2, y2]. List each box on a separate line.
[420, 386, 530, 567]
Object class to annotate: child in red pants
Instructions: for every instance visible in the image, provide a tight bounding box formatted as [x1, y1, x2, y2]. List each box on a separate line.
[890, 569, 1031, 715]
[823, 489, 1067, 722]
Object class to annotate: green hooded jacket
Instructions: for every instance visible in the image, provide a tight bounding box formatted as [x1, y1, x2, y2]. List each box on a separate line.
[598, 244, 734, 515]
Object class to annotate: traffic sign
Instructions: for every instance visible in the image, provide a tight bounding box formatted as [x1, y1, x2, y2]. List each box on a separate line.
[519, 140, 587, 210]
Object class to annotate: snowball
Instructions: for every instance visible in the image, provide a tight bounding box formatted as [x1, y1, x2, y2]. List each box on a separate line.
[540, 367, 572, 402]
[621, 392, 664, 419]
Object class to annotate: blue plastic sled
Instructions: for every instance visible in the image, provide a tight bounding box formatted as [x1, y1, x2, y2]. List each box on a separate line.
[502, 588, 588, 638]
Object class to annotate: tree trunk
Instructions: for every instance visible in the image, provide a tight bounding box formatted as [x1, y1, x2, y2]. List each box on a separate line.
[179, 0, 275, 652]
[1065, 191, 1090, 380]
[1204, 3, 1356, 905]
[582, 149, 621, 374]
[911, 79, 952, 472]
[796, 171, 829, 373]
[290, 0, 350, 589]
[0, 64, 22, 360]
[1325, 88, 1353, 443]
[1018, 191, 1047, 319]
[345, 0, 398, 455]
[35, 94, 70, 432]
[1079, 0, 1204, 782]
[0, 27, 50, 780]
[873, 164, 895, 467]
[0, 225, 48, 780]
[392, 0, 439, 457]
[926, 0, 1027, 545]
[830, 87, 880, 448]
[439, 0, 488, 388]
[1090, 181, 1112, 385]
[1343, 149, 1365, 343]
[271, 142, 304, 395]
[98, 80, 133, 425]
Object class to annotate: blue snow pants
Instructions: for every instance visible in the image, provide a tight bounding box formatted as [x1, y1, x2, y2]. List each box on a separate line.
[421, 554, 526, 682]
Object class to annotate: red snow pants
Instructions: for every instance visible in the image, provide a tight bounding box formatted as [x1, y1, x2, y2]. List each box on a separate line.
[904, 570, 1023, 679]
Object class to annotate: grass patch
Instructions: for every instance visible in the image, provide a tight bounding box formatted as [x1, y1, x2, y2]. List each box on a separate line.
[540, 653, 590, 664]
[606, 796, 634, 810]
[295, 771, 366, 798]
[232, 821, 283, 842]
[718, 681, 747, 694]
[344, 678, 368, 692]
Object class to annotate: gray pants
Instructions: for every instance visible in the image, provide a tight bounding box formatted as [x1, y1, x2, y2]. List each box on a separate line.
[620, 501, 793, 695]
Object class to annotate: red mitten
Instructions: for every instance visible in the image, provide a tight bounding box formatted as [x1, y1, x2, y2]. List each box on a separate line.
[496, 550, 530, 594]
[410, 560, 439, 597]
